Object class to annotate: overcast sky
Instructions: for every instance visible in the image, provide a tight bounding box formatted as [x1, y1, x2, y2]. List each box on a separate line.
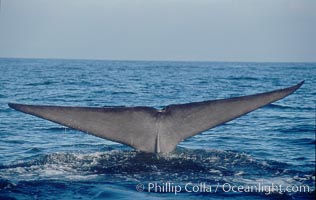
[0, 0, 315, 62]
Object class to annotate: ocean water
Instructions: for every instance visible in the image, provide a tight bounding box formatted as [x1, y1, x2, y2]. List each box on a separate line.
[0, 58, 315, 200]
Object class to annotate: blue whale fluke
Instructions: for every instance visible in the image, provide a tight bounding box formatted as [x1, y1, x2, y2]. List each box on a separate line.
[9, 81, 304, 153]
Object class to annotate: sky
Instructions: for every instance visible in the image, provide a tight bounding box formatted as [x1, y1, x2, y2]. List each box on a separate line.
[0, 0, 315, 62]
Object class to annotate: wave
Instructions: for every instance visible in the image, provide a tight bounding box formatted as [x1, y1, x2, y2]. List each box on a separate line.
[25, 81, 57, 86]
[110, 91, 137, 95]
[280, 125, 315, 134]
[266, 104, 294, 110]
[0, 148, 314, 199]
[288, 138, 316, 145]
[0, 148, 314, 182]
[266, 103, 313, 111]
[0, 179, 314, 200]
[228, 76, 259, 81]
[41, 127, 73, 132]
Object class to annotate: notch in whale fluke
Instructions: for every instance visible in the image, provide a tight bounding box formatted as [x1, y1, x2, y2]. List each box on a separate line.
[8, 81, 304, 153]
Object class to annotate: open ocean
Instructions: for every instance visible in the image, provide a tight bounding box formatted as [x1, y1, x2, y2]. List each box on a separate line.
[0, 58, 315, 200]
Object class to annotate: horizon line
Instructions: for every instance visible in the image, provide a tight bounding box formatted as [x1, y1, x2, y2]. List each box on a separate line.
[0, 56, 315, 64]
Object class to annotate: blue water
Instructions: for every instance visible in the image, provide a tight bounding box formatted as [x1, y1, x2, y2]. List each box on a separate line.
[0, 58, 315, 199]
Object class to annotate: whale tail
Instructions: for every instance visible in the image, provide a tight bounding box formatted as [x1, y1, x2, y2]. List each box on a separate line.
[9, 81, 304, 153]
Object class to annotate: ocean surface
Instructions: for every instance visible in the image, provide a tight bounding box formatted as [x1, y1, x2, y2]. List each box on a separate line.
[0, 58, 315, 200]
